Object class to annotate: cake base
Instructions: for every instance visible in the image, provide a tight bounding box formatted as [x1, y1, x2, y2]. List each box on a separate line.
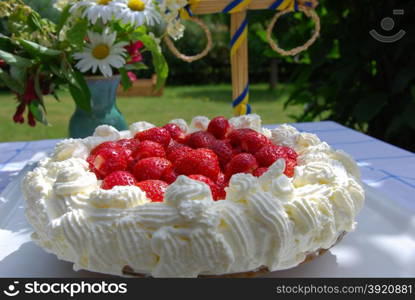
[122, 232, 346, 278]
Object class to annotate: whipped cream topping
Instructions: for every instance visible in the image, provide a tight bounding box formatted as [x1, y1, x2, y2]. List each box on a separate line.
[23, 114, 365, 277]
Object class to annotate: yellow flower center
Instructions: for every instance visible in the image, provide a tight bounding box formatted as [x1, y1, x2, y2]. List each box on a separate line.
[128, 0, 145, 11]
[92, 44, 110, 60]
[98, 0, 112, 5]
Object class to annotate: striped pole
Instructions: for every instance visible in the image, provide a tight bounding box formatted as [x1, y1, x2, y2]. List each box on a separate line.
[228, 7, 251, 116]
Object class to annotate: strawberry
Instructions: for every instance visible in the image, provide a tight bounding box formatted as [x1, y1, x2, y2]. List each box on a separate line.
[90, 141, 121, 155]
[186, 131, 216, 149]
[227, 128, 256, 147]
[225, 153, 258, 178]
[188, 175, 221, 201]
[132, 157, 172, 181]
[87, 147, 128, 179]
[285, 147, 298, 160]
[207, 116, 231, 139]
[132, 140, 166, 160]
[101, 171, 137, 190]
[255, 145, 286, 167]
[255, 145, 298, 168]
[161, 168, 178, 184]
[253, 167, 268, 177]
[211, 140, 233, 168]
[167, 144, 193, 164]
[117, 139, 141, 152]
[117, 139, 142, 164]
[163, 123, 187, 143]
[175, 148, 220, 181]
[240, 131, 270, 154]
[215, 172, 228, 200]
[134, 127, 171, 148]
[137, 180, 168, 202]
[284, 159, 297, 178]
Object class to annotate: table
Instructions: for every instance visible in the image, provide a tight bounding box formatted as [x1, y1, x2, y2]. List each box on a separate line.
[1, 120, 414, 277]
[1, 121, 414, 212]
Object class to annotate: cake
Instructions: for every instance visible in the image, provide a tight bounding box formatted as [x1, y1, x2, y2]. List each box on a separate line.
[23, 114, 365, 278]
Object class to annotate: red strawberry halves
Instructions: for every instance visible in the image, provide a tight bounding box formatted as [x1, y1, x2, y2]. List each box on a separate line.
[135, 127, 171, 147]
[102, 171, 137, 190]
[226, 153, 258, 178]
[87, 147, 128, 179]
[132, 157, 172, 182]
[175, 148, 221, 181]
[207, 116, 231, 139]
[137, 180, 168, 202]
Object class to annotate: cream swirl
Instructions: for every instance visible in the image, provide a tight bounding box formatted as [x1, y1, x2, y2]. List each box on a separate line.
[23, 115, 365, 277]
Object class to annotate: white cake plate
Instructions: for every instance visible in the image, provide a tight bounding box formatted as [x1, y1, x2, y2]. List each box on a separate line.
[1, 154, 414, 277]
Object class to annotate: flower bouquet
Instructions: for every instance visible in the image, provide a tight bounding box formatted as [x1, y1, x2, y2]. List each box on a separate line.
[0, 0, 170, 133]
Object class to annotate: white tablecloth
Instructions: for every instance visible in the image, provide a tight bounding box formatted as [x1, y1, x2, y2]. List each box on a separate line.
[1, 121, 414, 212]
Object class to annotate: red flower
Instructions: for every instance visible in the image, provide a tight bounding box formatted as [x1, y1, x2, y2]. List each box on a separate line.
[125, 41, 143, 64]
[13, 78, 38, 127]
[28, 111, 36, 127]
[127, 71, 137, 82]
[13, 104, 25, 124]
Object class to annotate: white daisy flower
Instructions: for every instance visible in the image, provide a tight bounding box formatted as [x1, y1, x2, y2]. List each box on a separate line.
[113, 0, 162, 27]
[70, 0, 119, 24]
[73, 30, 128, 77]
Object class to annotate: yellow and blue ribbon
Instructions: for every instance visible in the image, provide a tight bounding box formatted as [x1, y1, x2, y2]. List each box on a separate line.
[223, 0, 251, 14]
[224, 0, 252, 115]
[180, 0, 201, 19]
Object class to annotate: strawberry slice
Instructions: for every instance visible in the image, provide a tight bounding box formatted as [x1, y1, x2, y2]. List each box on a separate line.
[188, 174, 221, 201]
[207, 116, 231, 139]
[132, 140, 166, 160]
[225, 153, 258, 178]
[163, 123, 187, 144]
[137, 180, 168, 202]
[284, 159, 297, 178]
[211, 140, 233, 168]
[132, 157, 172, 182]
[255, 144, 298, 168]
[175, 148, 221, 181]
[167, 143, 193, 164]
[101, 171, 137, 190]
[186, 131, 216, 149]
[215, 172, 228, 200]
[240, 131, 271, 154]
[90, 141, 121, 155]
[135, 127, 171, 148]
[161, 168, 178, 184]
[117, 139, 141, 152]
[87, 147, 128, 179]
[227, 128, 256, 147]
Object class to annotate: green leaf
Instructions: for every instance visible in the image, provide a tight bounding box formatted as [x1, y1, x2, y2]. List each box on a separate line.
[0, 68, 24, 94]
[9, 65, 27, 84]
[137, 34, 168, 90]
[29, 101, 49, 126]
[57, 4, 71, 34]
[19, 39, 62, 58]
[27, 13, 43, 32]
[0, 50, 34, 68]
[66, 19, 88, 48]
[0, 34, 14, 52]
[119, 68, 132, 91]
[67, 70, 91, 113]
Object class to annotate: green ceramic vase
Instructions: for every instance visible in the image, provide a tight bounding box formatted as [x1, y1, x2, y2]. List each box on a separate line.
[68, 75, 128, 138]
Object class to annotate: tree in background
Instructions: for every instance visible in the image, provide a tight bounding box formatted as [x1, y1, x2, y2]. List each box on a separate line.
[277, 0, 414, 152]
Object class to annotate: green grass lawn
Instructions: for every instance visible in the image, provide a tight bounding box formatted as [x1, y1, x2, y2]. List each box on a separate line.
[0, 83, 301, 142]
